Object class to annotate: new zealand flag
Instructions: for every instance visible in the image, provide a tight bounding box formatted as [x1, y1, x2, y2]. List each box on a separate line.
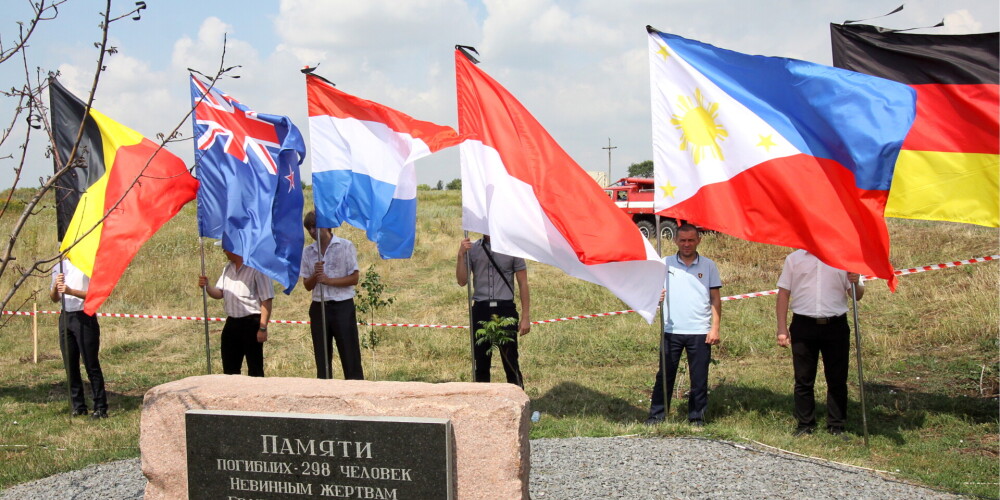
[191, 75, 305, 293]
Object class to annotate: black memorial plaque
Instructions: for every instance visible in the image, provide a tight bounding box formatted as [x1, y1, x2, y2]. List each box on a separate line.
[185, 410, 453, 499]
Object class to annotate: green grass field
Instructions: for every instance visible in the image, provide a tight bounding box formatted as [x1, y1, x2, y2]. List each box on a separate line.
[0, 188, 997, 497]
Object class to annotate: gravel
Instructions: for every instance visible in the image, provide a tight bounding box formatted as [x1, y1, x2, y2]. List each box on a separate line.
[1, 437, 961, 499]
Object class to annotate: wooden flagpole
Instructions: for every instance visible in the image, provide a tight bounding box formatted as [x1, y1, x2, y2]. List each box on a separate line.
[32, 302, 37, 364]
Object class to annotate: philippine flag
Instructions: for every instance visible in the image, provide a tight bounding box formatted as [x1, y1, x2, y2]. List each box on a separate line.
[648, 27, 915, 287]
[456, 49, 666, 322]
[306, 74, 466, 259]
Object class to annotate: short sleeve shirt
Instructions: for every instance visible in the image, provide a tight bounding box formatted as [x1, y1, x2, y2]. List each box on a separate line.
[299, 235, 359, 302]
[663, 253, 721, 335]
[467, 239, 526, 302]
[51, 259, 88, 313]
[216, 263, 275, 318]
[777, 250, 863, 317]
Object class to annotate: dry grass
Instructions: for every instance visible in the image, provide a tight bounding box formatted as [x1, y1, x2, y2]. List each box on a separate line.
[0, 188, 997, 496]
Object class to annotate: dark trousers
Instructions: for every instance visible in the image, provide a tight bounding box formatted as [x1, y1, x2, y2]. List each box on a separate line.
[220, 314, 264, 377]
[790, 314, 850, 431]
[309, 299, 364, 380]
[649, 333, 711, 421]
[472, 301, 522, 387]
[59, 311, 107, 412]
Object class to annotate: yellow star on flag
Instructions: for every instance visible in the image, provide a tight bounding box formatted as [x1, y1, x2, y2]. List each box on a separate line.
[659, 180, 677, 199]
[656, 45, 670, 60]
[756, 134, 777, 152]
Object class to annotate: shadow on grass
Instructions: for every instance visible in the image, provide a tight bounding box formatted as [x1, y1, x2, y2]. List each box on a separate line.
[531, 381, 646, 421]
[710, 381, 996, 444]
[0, 380, 143, 414]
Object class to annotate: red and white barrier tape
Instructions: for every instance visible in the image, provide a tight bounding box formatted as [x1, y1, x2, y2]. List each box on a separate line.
[7, 255, 996, 327]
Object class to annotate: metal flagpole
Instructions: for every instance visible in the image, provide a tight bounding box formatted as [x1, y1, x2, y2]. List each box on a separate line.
[56, 258, 74, 411]
[464, 230, 476, 381]
[656, 215, 670, 418]
[318, 239, 331, 380]
[198, 238, 212, 374]
[850, 282, 870, 447]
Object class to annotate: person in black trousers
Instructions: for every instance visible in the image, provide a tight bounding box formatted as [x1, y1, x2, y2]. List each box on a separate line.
[776, 249, 864, 436]
[456, 235, 531, 387]
[50, 259, 108, 419]
[300, 211, 364, 380]
[199, 249, 274, 376]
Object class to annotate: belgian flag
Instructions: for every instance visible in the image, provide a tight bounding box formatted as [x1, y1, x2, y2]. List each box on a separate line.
[50, 79, 199, 314]
[831, 23, 999, 228]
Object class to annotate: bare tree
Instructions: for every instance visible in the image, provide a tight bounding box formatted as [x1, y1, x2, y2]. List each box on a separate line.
[0, 0, 236, 319]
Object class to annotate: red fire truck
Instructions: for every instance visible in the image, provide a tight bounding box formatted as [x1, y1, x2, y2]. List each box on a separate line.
[605, 177, 684, 240]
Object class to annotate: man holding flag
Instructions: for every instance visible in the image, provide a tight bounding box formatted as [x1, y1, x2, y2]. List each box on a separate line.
[191, 75, 304, 373]
[50, 259, 107, 418]
[49, 77, 197, 411]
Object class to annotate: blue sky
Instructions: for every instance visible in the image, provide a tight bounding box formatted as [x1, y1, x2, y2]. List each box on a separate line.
[2, 0, 997, 189]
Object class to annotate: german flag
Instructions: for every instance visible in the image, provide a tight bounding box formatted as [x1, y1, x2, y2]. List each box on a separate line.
[50, 79, 199, 314]
[831, 23, 999, 228]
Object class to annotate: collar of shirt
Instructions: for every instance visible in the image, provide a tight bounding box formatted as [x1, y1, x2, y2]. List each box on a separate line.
[671, 252, 701, 268]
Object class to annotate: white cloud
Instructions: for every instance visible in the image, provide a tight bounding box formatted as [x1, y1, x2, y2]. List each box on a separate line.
[55, 42, 184, 146]
[942, 9, 983, 34]
[172, 17, 260, 81]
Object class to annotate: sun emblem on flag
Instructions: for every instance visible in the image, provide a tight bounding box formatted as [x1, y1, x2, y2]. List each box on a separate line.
[670, 89, 727, 164]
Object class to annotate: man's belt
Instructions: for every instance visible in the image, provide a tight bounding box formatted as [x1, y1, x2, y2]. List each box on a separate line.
[475, 299, 515, 308]
[793, 313, 847, 325]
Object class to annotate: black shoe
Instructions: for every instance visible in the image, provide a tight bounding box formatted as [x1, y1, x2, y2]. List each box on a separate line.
[793, 426, 814, 437]
[71, 409, 88, 417]
[90, 410, 108, 419]
[644, 417, 664, 426]
[689, 419, 705, 428]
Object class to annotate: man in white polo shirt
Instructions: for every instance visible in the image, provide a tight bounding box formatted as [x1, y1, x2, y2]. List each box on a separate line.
[198, 250, 274, 377]
[646, 224, 722, 426]
[776, 249, 864, 436]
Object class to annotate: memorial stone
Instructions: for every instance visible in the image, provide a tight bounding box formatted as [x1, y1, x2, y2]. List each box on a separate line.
[141, 375, 530, 499]
[185, 410, 453, 499]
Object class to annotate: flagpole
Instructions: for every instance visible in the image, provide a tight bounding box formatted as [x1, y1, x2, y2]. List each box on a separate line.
[198, 238, 212, 375]
[318, 247, 331, 379]
[56, 258, 74, 412]
[656, 215, 669, 419]
[464, 230, 476, 382]
[850, 282, 869, 447]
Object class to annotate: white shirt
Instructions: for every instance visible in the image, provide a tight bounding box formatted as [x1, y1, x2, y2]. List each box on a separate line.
[215, 262, 275, 318]
[777, 250, 863, 318]
[299, 235, 359, 302]
[51, 259, 88, 313]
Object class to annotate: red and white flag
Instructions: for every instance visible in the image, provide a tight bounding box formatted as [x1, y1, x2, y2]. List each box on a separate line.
[455, 50, 666, 322]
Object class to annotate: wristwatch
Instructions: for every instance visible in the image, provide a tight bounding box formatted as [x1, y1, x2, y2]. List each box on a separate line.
[259, 326, 268, 332]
